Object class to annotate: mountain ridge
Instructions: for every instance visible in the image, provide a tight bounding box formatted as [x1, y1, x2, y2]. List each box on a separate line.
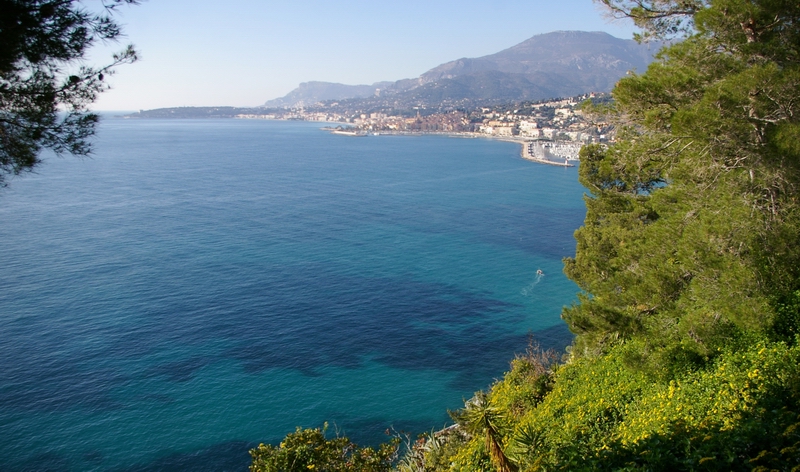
[264, 31, 660, 108]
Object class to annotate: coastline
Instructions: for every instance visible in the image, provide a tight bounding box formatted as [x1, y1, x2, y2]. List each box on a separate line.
[325, 128, 577, 167]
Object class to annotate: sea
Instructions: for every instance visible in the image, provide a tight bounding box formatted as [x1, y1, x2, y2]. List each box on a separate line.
[0, 118, 586, 471]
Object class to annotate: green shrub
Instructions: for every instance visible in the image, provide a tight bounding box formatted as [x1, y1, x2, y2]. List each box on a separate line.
[249, 424, 399, 472]
[504, 341, 800, 471]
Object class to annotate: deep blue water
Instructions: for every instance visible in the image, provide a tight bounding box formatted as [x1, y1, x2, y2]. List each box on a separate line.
[0, 119, 586, 471]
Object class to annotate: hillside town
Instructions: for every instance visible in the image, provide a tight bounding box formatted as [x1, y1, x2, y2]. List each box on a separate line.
[234, 93, 613, 164]
[238, 94, 612, 141]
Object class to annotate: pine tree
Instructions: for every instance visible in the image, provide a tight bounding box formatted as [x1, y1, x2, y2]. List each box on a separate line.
[564, 0, 800, 369]
[0, 0, 139, 187]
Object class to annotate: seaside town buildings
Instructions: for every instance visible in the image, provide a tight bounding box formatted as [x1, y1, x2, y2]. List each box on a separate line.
[234, 93, 615, 161]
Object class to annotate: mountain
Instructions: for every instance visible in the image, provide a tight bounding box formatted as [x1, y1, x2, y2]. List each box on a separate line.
[263, 81, 395, 108]
[421, 30, 655, 86]
[264, 31, 661, 109]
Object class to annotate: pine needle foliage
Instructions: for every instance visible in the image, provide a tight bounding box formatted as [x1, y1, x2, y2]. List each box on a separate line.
[564, 0, 800, 371]
[0, 0, 139, 186]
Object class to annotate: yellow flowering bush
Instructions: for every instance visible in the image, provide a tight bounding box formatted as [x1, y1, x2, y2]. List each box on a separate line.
[493, 341, 800, 471]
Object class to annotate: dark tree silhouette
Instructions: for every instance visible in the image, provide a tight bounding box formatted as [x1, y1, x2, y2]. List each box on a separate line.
[0, 0, 139, 186]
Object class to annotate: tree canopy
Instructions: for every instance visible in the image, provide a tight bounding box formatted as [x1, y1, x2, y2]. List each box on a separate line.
[0, 0, 138, 187]
[564, 0, 800, 368]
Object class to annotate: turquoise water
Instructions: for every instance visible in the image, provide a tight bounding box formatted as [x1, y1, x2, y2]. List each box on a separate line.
[0, 119, 586, 471]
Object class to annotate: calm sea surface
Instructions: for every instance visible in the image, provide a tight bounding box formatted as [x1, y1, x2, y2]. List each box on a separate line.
[0, 119, 585, 471]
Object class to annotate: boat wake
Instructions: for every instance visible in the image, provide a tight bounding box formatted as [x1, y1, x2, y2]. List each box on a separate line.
[520, 270, 545, 296]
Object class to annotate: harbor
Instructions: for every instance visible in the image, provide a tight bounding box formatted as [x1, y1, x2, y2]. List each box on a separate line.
[520, 140, 579, 167]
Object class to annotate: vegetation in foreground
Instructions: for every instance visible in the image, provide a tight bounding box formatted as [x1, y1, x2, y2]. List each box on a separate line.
[250, 424, 399, 472]
[251, 0, 800, 469]
[0, 0, 139, 187]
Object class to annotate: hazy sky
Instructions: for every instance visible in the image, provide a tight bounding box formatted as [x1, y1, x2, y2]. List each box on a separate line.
[90, 0, 638, 111]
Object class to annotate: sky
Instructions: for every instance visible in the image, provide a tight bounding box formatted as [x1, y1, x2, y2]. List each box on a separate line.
[90, 0, 638, 111]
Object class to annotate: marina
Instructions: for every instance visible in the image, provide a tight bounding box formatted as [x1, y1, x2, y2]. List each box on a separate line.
[521, 140, 578, 167]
